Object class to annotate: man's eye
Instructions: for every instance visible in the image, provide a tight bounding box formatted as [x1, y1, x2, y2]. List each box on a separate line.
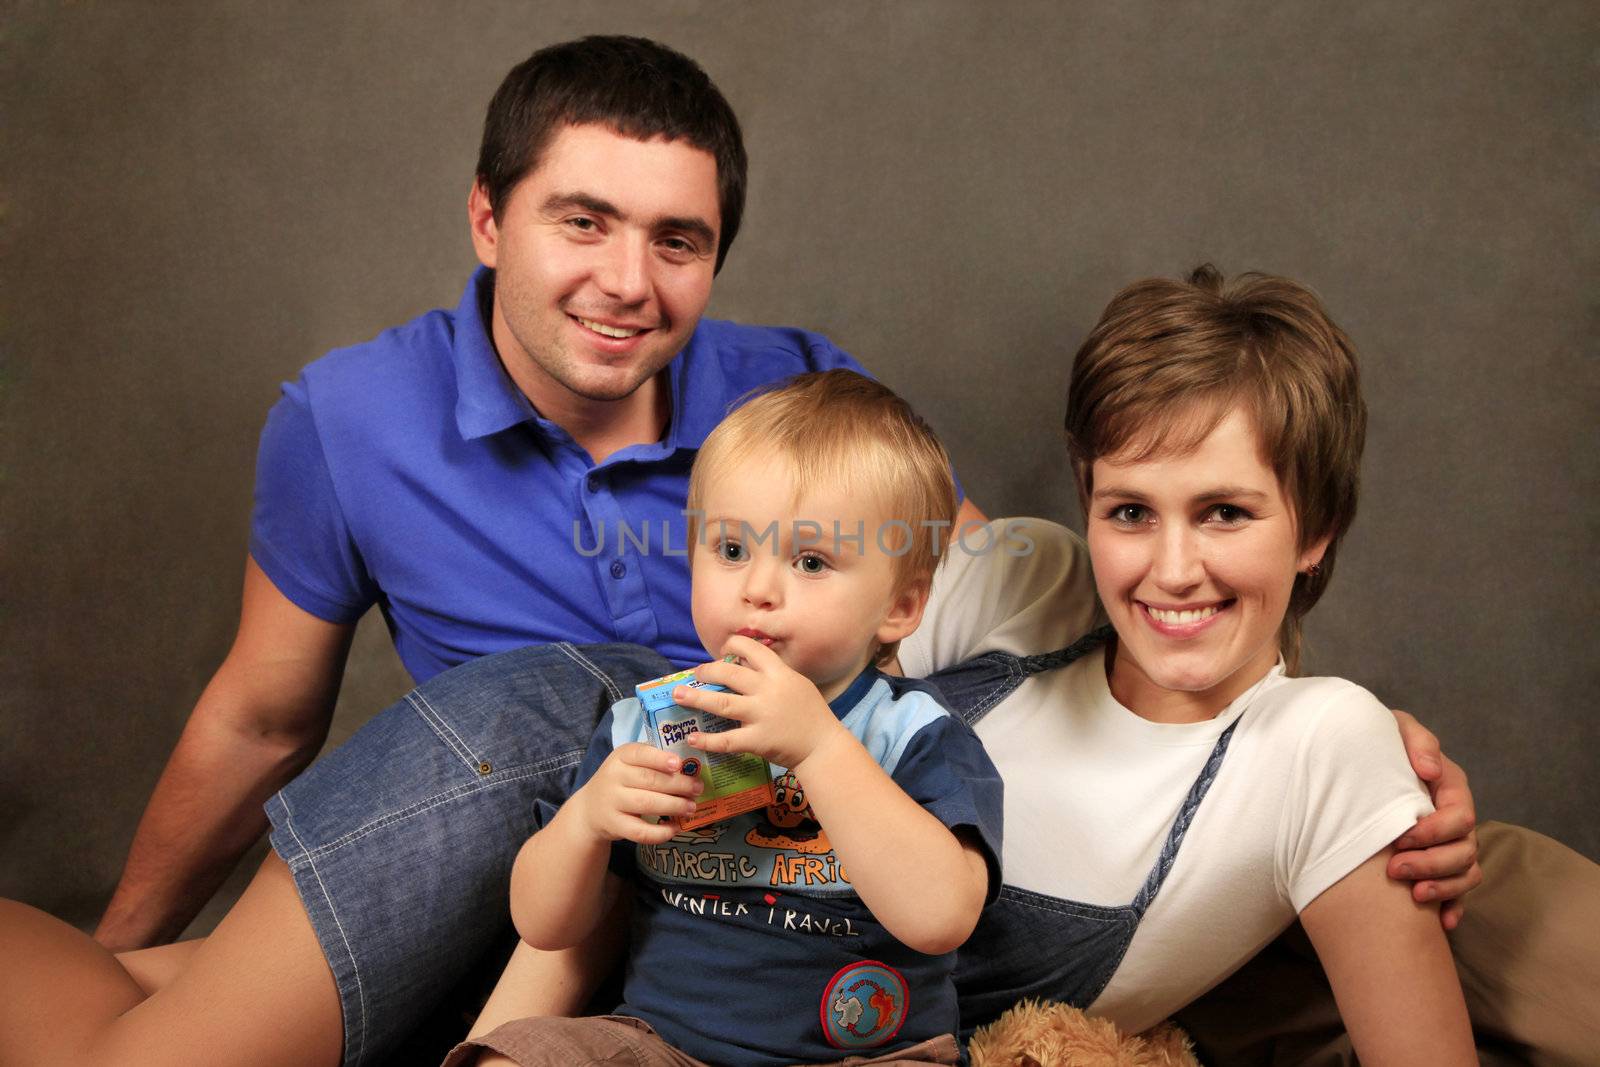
[795, 554, 828, 575]
[566, 217, 599, 233]
[1108, 504, 1149, 525]
[716, 539, 747, 562]
[658, 236, 703, 260]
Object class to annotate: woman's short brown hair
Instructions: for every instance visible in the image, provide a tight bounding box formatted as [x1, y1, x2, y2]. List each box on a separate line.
[1064, 265, 1367, 671]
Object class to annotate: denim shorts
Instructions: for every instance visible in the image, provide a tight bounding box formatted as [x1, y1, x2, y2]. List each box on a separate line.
[266, 641, 673, 1067]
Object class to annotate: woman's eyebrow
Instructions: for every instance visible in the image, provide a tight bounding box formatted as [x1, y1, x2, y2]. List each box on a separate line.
[1193, 487, 1270, 504]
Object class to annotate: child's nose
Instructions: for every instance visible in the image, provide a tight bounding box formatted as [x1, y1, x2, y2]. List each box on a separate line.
[741, 559, 782, 608]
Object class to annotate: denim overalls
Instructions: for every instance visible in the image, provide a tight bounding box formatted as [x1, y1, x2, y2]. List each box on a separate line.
[924, 626, 1243, 1034]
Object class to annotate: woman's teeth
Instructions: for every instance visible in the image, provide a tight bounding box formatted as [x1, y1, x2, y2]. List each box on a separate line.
[577, 317, 643, 339]
[1146, 605, 1220, 624]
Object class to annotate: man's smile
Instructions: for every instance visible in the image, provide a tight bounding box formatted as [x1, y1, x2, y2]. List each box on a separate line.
[572, 314, 652, 339]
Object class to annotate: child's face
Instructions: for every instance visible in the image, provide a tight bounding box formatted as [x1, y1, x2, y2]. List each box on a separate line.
[1086, 407, 1328, 722]
[690, 454, 925, 701]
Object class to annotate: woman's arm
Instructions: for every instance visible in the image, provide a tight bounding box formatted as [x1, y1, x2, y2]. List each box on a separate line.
[1299, 846, 1475, 1066]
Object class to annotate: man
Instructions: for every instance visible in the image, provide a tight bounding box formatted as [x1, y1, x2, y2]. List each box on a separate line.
[81, 34, 1490, 1067]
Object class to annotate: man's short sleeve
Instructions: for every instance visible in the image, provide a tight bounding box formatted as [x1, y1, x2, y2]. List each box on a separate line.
[249, 378, 377, 623]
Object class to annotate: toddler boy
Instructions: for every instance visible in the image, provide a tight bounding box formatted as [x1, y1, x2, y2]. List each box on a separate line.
[460, 370, 1001, 1066]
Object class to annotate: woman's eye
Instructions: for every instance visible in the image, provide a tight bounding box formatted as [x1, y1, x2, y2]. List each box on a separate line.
[1208, 504, 1252, 526]
[716, 539, 747, 562]
[795, 554, 828, 575]
[1108, 504, 1149, 525]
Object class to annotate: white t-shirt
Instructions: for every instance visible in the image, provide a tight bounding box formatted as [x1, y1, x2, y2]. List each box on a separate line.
[904, 519, 1433, 1033]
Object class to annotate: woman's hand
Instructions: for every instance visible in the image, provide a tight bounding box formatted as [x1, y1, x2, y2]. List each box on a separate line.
[1390, 709, 1482, 929]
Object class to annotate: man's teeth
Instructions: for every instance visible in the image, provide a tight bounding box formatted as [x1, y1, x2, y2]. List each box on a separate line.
[1147, 605, 1220, 624]
[577, 317, 643, 339]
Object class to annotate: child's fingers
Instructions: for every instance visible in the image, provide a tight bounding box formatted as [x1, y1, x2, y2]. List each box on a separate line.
[610, 812, 686, 846]
[720, 634, 783, 670]
[615, 786, 699, 822]
[671, 682, 748, 721]
[606, 747, 702, 798]
[685, 726, 752, 755]
[614, 741, 685, 774]
[690, 656, 760, 694]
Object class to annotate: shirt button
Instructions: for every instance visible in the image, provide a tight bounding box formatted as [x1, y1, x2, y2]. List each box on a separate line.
[610, 560, 627, 579]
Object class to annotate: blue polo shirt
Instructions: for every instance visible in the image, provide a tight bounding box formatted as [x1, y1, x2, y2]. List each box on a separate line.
[250, 267, 870, 683]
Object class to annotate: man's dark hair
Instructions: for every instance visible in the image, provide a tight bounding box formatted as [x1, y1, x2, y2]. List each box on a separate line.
[476, 35, 747, 272]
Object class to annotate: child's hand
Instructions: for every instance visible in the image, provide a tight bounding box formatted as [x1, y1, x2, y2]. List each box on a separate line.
[569, 744, 703, 846]
[673, 635, 848, 770]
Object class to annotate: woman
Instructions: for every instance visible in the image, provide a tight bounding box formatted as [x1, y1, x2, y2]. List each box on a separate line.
[896, 266, 1475, 1061]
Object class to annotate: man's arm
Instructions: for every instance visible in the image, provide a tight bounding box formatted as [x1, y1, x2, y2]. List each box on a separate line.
[94, 558, 353, 951]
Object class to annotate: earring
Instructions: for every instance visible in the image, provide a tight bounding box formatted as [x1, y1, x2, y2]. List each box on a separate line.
[1305, 562, 1323, 579]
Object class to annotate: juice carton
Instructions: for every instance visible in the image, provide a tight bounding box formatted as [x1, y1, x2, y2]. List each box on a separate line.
[636, 666, 774, 830]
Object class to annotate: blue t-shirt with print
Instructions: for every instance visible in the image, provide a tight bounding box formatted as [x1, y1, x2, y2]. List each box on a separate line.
[557, 668, 1003, 1066]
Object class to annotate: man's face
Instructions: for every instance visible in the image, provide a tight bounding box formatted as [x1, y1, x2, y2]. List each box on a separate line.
[471, 123, 720, 407]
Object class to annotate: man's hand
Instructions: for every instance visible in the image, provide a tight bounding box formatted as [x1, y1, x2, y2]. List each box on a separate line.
[674, 636, 846, 770]
[1390, 709, 1482, 930]
[570, 744, 702, 846]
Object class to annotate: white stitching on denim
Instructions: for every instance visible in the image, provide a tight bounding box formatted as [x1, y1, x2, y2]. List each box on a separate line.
[404, 690, 479, 773]
[297, 755, 583, 860]
[553, 642, 625, 703]
[278, 790, 368, 1066]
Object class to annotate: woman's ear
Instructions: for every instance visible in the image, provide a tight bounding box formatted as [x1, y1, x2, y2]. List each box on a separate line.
[1298, 534, 1333, 574]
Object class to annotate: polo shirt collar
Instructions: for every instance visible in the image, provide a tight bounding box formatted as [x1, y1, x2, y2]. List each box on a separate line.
[452, 267, 539, 441]
[450, 265, 730, 454]
[664, 320, 742, 452]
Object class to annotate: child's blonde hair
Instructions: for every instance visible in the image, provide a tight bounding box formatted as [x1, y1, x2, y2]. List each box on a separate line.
[687, 370, 959, 663]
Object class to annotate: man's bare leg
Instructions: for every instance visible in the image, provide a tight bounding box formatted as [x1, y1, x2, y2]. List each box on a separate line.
[0, 852, 341, 1067]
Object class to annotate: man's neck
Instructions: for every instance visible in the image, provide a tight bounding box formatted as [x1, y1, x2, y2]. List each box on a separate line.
[545, 372, 670, 465]
[484, 291, 672, 464]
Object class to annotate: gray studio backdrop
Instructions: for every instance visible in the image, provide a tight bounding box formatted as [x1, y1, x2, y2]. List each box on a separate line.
[2, 2, 1595, 934]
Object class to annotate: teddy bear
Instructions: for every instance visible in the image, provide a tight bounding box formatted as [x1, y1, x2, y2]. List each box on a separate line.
[967, 999, 1200, 1067]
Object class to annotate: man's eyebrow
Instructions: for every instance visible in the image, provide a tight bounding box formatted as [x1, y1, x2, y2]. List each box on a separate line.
[541, 192, 621, 218]
[541, 192, 715, 248]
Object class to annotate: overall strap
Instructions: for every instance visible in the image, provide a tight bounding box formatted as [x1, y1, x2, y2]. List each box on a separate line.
[925, 625, 1115, 727]
[1129, 716, 1242, 916]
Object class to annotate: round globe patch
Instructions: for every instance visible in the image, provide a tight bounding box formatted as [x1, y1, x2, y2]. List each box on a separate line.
[819, 959, 909, 1049]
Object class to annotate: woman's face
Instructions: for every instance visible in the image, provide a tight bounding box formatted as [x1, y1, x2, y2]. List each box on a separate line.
[1085, 408, 1328, 723]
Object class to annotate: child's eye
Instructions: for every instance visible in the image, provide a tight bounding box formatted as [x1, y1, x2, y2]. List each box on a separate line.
[1107, 504, 1150, 526]
[794, 554, 829, 575]
[715, 539, 747, 563]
